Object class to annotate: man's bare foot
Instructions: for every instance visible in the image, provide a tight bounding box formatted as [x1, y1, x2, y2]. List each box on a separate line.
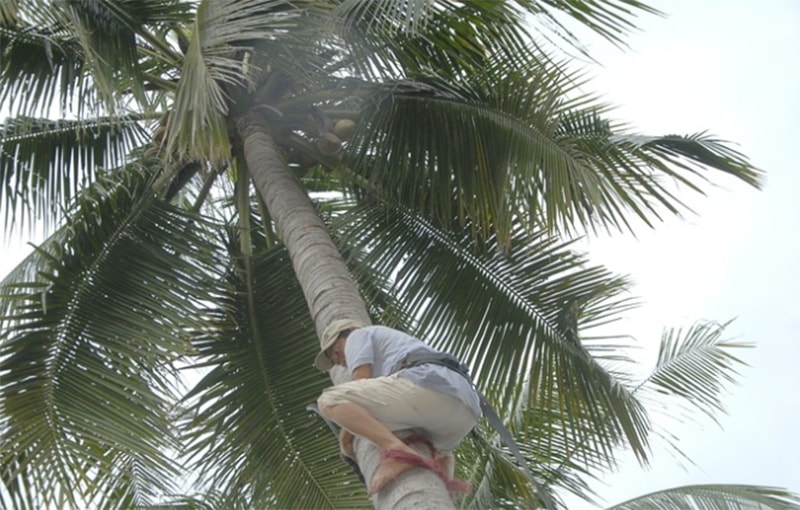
[369, 445, 434, 495]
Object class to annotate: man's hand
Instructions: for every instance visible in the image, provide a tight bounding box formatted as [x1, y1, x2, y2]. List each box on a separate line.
[339, 428, 355, 459]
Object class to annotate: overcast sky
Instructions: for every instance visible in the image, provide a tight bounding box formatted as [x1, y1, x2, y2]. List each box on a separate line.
[1, 1, 798, 508]
[564, 0, 800, 507]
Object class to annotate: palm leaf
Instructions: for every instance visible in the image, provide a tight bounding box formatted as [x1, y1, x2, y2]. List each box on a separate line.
[329, 0, 536, 82]
[614, 131, 763, 188]
[347, 55, 761, 241]
[525, 0, 662, 49]
[182, 242, 368, 509]
[44, 0, 188, 110]
[0, 115, 150, 234]
[0, 230, 68, 322]
[457, 425, 553, 510]
[639, 321, 749, 427]
[559, 323, 747, 457]
[329, 0, 658, 82]
[0, 5, 90, 117]
[131, 491, 252, 510]
[0, 0, 189, 117]
[0, 164, 224, 509]
[550, 321, 753, 507]
[606, 484, 800, 510]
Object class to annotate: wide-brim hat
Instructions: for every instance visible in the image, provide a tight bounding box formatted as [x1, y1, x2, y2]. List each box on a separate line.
[313, 319, 364, 371]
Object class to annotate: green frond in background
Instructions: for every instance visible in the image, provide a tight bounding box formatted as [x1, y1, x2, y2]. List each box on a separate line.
[0, 116, 149, 233]
[0, 6, 90, 118]
[523, 0, 663, 49]
[606, 484, 800, 510]
[0, 0, 189, 117]
[347, 53, 762, 243]
[618, 131, 764, 189]
[640, 320, 749, 427]
[330, 0, 539, 81]
[0, 165, 225, 510]
[182, 243, 369, 509]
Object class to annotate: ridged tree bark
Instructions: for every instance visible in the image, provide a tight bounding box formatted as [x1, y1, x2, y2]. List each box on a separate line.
[237, 110, 456, 509]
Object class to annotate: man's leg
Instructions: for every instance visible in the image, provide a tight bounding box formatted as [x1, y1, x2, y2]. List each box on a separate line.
[318, 399, 429, 494]
[317, 375, 476, 494]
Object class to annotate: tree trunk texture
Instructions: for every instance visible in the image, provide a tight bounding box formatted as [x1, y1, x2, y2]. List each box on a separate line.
[237, 111, 456, 510]
[236, 111, 369, 335]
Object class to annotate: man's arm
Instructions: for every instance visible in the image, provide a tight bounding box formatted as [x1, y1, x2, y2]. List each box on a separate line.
[350, 363, 372, 380]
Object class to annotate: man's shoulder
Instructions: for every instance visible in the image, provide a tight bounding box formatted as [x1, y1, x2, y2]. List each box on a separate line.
[356, 325, 418, 342]
[352, 325, 394, 336]
[356, 324, 413, 338]
[359, 325, 394, 333]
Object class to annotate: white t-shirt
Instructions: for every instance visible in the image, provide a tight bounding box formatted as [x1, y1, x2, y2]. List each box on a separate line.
[345, 325, 481, 419]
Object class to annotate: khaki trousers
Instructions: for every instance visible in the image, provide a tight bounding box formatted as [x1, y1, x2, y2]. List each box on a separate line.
[317, 373, 477, 452]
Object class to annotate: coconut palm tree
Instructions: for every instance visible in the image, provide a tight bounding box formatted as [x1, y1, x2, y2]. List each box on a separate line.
[0, 1, 795, 509]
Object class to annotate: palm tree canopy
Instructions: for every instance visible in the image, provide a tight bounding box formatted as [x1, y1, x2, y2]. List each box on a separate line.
[0, 1, 791, 510]
[1, 0, 761, 240]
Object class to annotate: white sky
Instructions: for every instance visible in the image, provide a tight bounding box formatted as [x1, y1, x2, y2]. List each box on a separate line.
[1, 1, 798, 508]
[563, 0, 800, 507]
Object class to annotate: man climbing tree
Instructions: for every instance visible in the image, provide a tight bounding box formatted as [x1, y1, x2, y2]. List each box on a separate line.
[315, 320, 479, 496]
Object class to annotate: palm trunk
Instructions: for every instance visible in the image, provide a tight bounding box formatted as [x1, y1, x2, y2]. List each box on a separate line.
[236, 111, 456, 510]
[236, 111, 367, 334]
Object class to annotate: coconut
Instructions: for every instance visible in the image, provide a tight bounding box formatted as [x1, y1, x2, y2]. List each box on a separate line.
[333, 119, 356, 141]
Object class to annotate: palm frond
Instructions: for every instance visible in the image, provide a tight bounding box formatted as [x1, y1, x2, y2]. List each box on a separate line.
[639, 321, 749, 427]
[0, 7, 90, 117]
[544, 321, 755, 510]
[332, 0, 439, 36]
[0, 115, 150, 234]
[454, 414, 610, 510]
[456, 425, 555, 510]
[328, 0, 658, 83]
[0, 164, 224, 510]
[347, 66, 566, 243]
[182, 242, 368, 509]
[607, 484, 800, 510]
[347, 56, 761, 241]
[131, 491, 252, 510]
[329, 0, 536, 82]
[612, 131, 763, 189]
[524, 0, 662, 49]
[46, 0, 189, 110]
[0, 0, 189, 117]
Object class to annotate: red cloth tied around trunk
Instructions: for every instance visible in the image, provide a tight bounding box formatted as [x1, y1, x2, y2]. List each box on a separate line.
[381, 434, 472, 494]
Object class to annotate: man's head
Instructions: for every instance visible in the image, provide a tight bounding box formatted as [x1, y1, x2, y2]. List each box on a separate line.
[314, 319, 364, 371]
